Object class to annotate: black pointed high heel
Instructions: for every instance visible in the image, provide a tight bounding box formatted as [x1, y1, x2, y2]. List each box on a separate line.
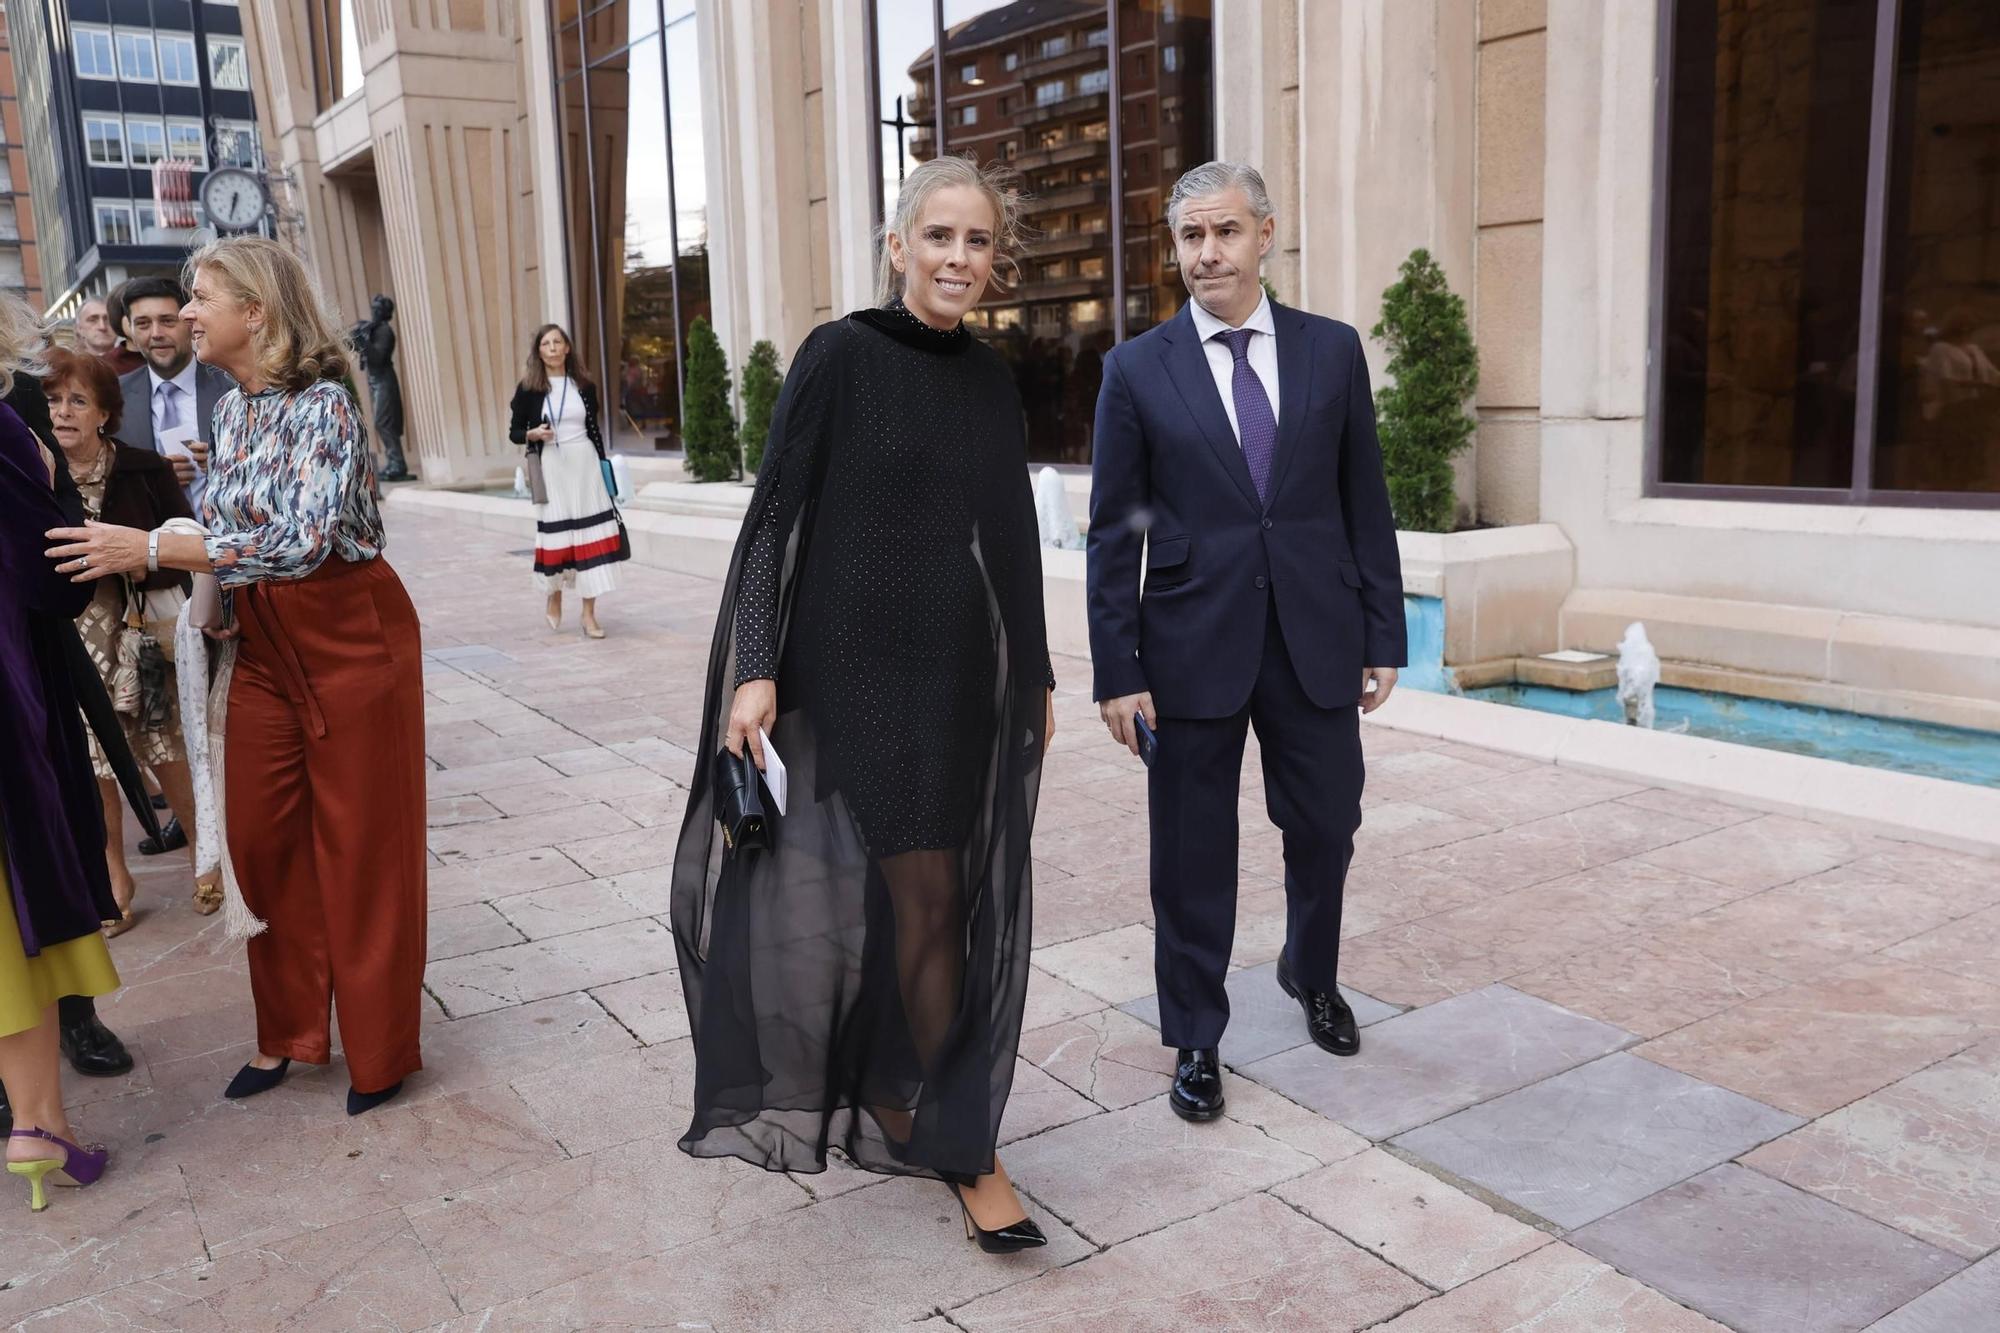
[223, 1059, 289, 1100]
[346, 1081, 403, 1116]
[947, 1181, 1047, 1254]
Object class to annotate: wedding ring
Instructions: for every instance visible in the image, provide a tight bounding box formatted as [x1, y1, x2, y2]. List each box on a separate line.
[78, 555, 89, 569]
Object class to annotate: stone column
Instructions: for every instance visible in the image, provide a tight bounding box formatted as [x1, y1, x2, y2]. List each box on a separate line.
[1290, 0, 1477, 523]
[1473, 0, 1549, 526]
[1538, 0, 1657, 547]
[701, 0, 820, 389]
[353, 8, 541, 487]
[1213, 0, 1301, 304]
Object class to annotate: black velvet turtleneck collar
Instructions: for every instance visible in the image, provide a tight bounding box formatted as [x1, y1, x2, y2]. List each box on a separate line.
[853, 297, 972, 353]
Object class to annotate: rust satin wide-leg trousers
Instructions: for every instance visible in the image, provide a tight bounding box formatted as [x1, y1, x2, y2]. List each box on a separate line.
[226, 556, 427, 1093]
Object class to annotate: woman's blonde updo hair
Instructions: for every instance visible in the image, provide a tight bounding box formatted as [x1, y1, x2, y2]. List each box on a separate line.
[184, 235, 353, 393]
[0, 290, 48, 398]
[875, 154, 1031, 307]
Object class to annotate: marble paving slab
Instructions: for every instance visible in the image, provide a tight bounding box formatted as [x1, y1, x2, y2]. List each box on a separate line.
[1118, 960, 1403, 1066]
[1240, 984, 1636, 1141]
[1865, 1252, 2000, 1333]
[1742, 1038, 2000, 1259]
[1571, 1165, 1966, 1333]
[950, 1191, 1428, 1332]
[1394, 1051, 1803, 1228]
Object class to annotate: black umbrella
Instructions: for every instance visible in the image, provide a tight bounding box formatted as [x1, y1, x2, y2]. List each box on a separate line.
[62, 625, 164, 844]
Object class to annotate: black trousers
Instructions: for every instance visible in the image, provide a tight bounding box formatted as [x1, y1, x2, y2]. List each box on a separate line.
[1147, 603, 1363, 1050]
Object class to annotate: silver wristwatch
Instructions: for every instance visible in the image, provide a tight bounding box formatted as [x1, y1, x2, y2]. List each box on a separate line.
[147, 528, 161, 573]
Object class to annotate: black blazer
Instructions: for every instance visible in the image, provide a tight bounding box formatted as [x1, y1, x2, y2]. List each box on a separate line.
[93, 443, 195, 594]
[1086, 299, 1407, 718]
[509, 380, 606, 459]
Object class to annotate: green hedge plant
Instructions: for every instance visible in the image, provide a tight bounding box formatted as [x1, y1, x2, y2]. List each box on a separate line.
[1370, 249, 1478, 532]
[740, 339, 783, 476]
[682, 316, 739, 482]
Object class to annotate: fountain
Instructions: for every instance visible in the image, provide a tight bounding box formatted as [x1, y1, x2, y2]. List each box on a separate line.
[1616, 622, 1661, 729]
[1034, 466, 1083, 550]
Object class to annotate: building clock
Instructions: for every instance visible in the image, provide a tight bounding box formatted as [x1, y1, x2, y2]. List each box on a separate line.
[200, 168, 268, 233]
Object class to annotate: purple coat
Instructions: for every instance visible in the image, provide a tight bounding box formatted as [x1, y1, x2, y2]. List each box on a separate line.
[0, 401, 116, 954]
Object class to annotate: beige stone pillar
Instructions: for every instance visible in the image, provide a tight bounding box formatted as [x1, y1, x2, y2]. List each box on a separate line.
[702, 0, 821, 392]
[819, 0, 880, 319]
[1290, 0, 1478, 524]
[1213, 0, 1301, 305]
[1473, 0, 1549, 526]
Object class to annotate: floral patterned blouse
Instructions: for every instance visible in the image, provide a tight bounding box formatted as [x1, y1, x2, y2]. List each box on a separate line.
[202, 379, 384, 587]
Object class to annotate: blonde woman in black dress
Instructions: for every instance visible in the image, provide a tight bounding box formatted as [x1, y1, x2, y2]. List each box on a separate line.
[673, 156, 1056, 1251]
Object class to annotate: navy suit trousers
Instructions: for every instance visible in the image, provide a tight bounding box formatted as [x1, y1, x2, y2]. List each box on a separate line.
[1146, 599, 1363, 1050]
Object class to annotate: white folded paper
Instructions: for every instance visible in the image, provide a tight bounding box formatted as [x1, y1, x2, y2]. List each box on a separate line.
[759, 727, 789, 816]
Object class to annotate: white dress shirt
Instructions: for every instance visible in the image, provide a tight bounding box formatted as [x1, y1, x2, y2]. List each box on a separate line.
[1188, 291, 1280, 446]
[148, 359, 200, 440]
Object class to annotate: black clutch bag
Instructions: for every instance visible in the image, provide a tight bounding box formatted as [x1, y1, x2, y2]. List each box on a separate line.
[713, 746, 775, 855]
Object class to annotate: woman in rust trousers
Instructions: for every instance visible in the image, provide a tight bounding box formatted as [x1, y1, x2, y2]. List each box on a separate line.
[47, 237, 426, 1116]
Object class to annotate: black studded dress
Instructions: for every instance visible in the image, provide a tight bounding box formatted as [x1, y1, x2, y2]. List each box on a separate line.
[672, 299, 1053, 1182]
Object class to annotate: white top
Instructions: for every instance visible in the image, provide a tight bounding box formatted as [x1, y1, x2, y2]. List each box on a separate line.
[544, 376, 589, 448]
[1188, 291, 1280, 445]
[148, 359, 200, 440]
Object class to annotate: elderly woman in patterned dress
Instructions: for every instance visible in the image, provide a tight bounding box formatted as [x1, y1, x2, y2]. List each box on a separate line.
[47, 237, 427, 1118]
[39, 347, 220, 935]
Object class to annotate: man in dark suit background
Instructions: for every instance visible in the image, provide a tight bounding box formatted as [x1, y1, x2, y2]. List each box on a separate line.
[115, 276, 233, 509]
[1087, 161, 1407, 1123]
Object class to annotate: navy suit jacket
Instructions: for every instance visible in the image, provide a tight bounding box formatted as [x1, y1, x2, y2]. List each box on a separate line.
[1086, 299, 1407, 718]
[117, 361, 234, 455]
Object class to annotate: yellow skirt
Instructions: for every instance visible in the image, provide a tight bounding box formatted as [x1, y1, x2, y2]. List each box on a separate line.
[0, 842, 120, 1039]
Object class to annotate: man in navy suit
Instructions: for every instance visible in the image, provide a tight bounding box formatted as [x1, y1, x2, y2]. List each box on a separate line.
[1087, 161, 1406, 1123]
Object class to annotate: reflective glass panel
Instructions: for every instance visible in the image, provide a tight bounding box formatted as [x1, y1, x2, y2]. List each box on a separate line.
[1872, 0, 2000, 494]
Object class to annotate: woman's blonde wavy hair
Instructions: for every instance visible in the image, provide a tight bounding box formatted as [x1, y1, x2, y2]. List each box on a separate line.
[876, 154, 1032, 307]
[0, 290, 49, 398]
[184, 236, 353, 393]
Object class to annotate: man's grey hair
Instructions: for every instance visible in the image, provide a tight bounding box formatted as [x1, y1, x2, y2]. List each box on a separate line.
[1165, 161, 1274, 231]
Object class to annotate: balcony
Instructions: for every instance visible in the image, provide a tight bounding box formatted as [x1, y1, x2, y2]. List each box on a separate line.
[1011, 137, 1106, 172]
[1018, 45, 1103, 83]
[1025, 180, 1107, 214]
[1015, 90, 1108, 129]
[1029, 229, 1108, 259]
[1016, 275, 1099, 302]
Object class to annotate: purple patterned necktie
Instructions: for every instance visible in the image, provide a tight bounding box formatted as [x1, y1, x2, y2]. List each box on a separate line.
[1216, 327, 1275, 504]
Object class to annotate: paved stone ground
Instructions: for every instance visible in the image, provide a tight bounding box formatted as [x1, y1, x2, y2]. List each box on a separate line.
[9, 514, 2000, 1332]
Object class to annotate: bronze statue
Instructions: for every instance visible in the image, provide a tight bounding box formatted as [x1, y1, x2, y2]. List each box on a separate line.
[350, 294, 409, 481]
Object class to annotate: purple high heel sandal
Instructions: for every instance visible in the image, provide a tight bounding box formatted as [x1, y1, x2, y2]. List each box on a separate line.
[8, 1126, 109, 1212]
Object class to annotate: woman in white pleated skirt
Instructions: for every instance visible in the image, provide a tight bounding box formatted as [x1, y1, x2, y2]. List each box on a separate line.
[508, 325, 627, 638]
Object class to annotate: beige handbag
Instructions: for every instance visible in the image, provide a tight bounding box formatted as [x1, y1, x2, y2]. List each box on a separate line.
[189, 572, 224, 632]
[523, 445, 550, 504]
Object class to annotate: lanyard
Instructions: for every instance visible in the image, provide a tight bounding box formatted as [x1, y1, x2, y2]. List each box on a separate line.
[548, 378, 571, 434]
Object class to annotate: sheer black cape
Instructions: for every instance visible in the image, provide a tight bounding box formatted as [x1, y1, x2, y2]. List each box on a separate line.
[671, 304, 1051, 1181]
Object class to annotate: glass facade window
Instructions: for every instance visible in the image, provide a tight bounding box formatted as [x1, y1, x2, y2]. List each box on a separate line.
[209, 37, 249, 91]
[1873, 0, 2000, 495]
[159, 34, 200, 85]
[94, 201, 135, 246]
[869, 0, 1214, 463]
[551, 0, 709, 451]
[214, 121, 259, 169]
[115, 30, 157, 82]
[167, 120, 208, 166]
[74, 26, 116, 79]
[83, 116, 125, 167]
[125, 118, 168, 165]
[1656, 0, 1998, 502]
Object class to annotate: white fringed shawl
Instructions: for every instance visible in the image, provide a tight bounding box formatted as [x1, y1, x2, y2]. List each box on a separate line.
[161, 517, 266, 941]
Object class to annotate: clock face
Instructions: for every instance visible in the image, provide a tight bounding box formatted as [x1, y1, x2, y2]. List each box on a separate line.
[201, 170, 266, 231]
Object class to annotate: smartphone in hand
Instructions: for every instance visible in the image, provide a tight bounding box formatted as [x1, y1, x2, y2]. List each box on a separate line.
[1134, 712, 1158, 768]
